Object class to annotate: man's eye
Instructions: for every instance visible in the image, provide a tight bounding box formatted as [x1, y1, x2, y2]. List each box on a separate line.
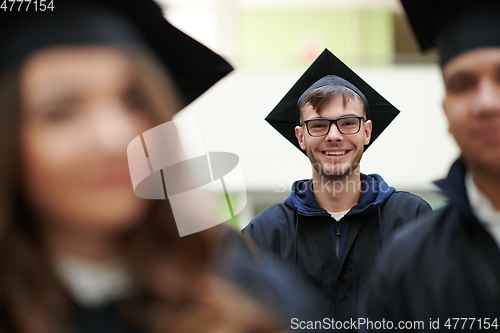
[446, 74, 477, 93]
[338, 118, 358, 126]
[341, 121, 355, 126]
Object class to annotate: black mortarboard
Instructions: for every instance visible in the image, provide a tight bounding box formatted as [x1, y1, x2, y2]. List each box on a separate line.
[0, 0, 233, 108]
[265, 49, 399, 153]
[401, 0, 500, 66]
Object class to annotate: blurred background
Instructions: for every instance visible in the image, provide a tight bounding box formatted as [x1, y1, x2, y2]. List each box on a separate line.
[158, 0, 456, 228]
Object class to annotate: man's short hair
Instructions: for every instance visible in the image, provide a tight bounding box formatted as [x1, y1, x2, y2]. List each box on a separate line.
[299, 84, 368, 121]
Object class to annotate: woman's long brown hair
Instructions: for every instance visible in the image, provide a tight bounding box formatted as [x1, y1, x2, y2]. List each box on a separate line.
[0, 46, 280, 333]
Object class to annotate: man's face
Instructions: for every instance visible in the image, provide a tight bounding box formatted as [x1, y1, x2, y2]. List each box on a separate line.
[442, 47, 500, 176]
[294, 95, 372, 181]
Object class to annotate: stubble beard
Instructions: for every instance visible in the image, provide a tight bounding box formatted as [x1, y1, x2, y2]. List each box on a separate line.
[307, 146, 363, 181]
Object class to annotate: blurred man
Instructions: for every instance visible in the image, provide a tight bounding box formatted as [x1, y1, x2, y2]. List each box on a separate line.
[243, 49, 431, 331]
[364, 0, 500, 331]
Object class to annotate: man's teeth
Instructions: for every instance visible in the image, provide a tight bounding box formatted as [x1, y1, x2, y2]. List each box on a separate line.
[324, 151, 347, 156]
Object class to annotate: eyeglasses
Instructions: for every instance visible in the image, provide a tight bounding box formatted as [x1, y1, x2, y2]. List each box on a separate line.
[300, 116, 366, 137]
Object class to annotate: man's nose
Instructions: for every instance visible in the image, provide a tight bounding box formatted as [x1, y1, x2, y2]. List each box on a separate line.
[325, 122, 343, 141]
[473, 78, 500, 117]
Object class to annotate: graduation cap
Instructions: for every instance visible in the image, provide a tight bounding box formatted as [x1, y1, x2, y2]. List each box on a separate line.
[401, 0, 500, 66]
[265, 49, 399, 153]
[0, 0, 233, 108]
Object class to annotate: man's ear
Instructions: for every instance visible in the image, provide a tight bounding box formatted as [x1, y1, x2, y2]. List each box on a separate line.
[363, 119, 373, 146]
[295, 125, 306, 150]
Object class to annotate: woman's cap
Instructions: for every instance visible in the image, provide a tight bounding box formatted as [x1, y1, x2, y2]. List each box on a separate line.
[0, 0, 233, 108]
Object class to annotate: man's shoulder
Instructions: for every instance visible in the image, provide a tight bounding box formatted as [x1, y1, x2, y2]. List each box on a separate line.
[383, 190, 433, 215]
[388, 190, 430, 205]
[241, 202, 298, 252]
[248, 202, 295, 226]
[378, 190, 433, 220]
[242, 202, 296, 238]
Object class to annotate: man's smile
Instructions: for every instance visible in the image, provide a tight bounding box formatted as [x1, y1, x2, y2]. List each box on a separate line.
[319, 148, 353, 158]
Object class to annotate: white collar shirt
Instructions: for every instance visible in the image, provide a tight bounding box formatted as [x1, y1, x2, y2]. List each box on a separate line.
[465, 172, 500, 249]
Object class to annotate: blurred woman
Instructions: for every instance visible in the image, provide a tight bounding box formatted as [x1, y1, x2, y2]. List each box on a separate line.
[0, 1, 282, 332]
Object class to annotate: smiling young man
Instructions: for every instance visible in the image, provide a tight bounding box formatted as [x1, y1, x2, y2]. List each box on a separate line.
[363, 0, 500, 330]
[243, 49, 431, 330]
[295, 84, 372, 217]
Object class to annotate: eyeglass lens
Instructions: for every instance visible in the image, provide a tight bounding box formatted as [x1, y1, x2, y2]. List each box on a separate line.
[307, 117, 361, 136]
